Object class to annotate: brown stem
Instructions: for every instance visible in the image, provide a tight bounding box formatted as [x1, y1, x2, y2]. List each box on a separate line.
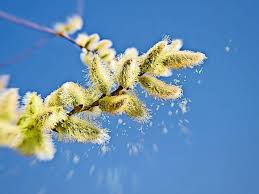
[0, 10, 83, 49]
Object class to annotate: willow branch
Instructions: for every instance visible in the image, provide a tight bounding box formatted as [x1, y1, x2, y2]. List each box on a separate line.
[67, 85, 125, 117]
[0, 10, 83, 49]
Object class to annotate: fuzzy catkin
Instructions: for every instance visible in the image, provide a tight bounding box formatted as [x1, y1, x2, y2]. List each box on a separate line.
[54, 15, 83, 35]
[56, 116, 109, 144]
[140, 40, 168, 74]
[99, 95, 129, 114]
[160, 50, 206, 69]
[124, 92, 150, 122]
[82, 54, 113, 95]
[117, 48, 140, 88]
[16, 93, 65, 160]
[139, 75, 182, 99]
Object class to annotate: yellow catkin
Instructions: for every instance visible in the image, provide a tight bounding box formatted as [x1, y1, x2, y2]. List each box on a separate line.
[98, 48, 116, 63]
[22, 92, 44, 115]
[94, 39, 112, 51]
[0, 122, 22, 148]
[99, 95, 129, 114]
[76, 33, 114, 63]
[124, 92, 150, 122]
[117, 48, 140, 88]
[82, 54, 113, 95]
[35, 106, 67, 130]
[84, 33, 100, 50]
[0, 89, 19, 121]
[140, 40, 168, 74]
[58, 82, 87, 107]
[45, 83, 101, 109]
[139, 75, 182, 99]
[17, 92, 66, 160]
[45, 88, 64, 107]
[56, 116, 110, 144]
[54, 15, 83, 35]
[17, 126, 55, 160]
[150, 64, 172, 77]
[160, 50, 206, 69]
[75, 33, 89, 48]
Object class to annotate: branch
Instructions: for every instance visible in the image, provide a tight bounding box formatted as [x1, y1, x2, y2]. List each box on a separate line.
[67, 86, 125, 116]
[0, 10, 83, 49]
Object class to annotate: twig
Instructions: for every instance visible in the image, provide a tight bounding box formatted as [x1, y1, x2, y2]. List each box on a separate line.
[67, 86, 125, 117]
[0, 10, 83, 49]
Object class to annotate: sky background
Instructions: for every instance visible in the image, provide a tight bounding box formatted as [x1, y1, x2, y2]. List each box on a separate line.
[0, 0, 259, 194]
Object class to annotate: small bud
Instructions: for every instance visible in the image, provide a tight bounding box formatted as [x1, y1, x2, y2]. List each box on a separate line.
[94, 39, 112, 52]
[139, 75, 182, 99]
[54, 15, 83, 35]
[84, 33, 100, 50]
[75, 33, 89, 48]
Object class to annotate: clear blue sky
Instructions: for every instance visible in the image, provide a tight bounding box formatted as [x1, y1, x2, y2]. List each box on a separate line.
[0, 0, 259, 194]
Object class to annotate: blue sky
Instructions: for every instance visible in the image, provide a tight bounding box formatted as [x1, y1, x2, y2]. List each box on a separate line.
[0, 0, 259, 194]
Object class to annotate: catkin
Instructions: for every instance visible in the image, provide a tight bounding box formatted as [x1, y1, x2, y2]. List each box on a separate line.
[139, 75, 182, 99]
[56, 116, 109, 144]
[160, 51, 206, 69]
[99, 95, 129, 114]
[117, 48, 140, 88]
[140, 40, 168, 74]
[82, 54, 113, 95]
[54, 15, 83, 35]
[124, 92, 150, 122]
